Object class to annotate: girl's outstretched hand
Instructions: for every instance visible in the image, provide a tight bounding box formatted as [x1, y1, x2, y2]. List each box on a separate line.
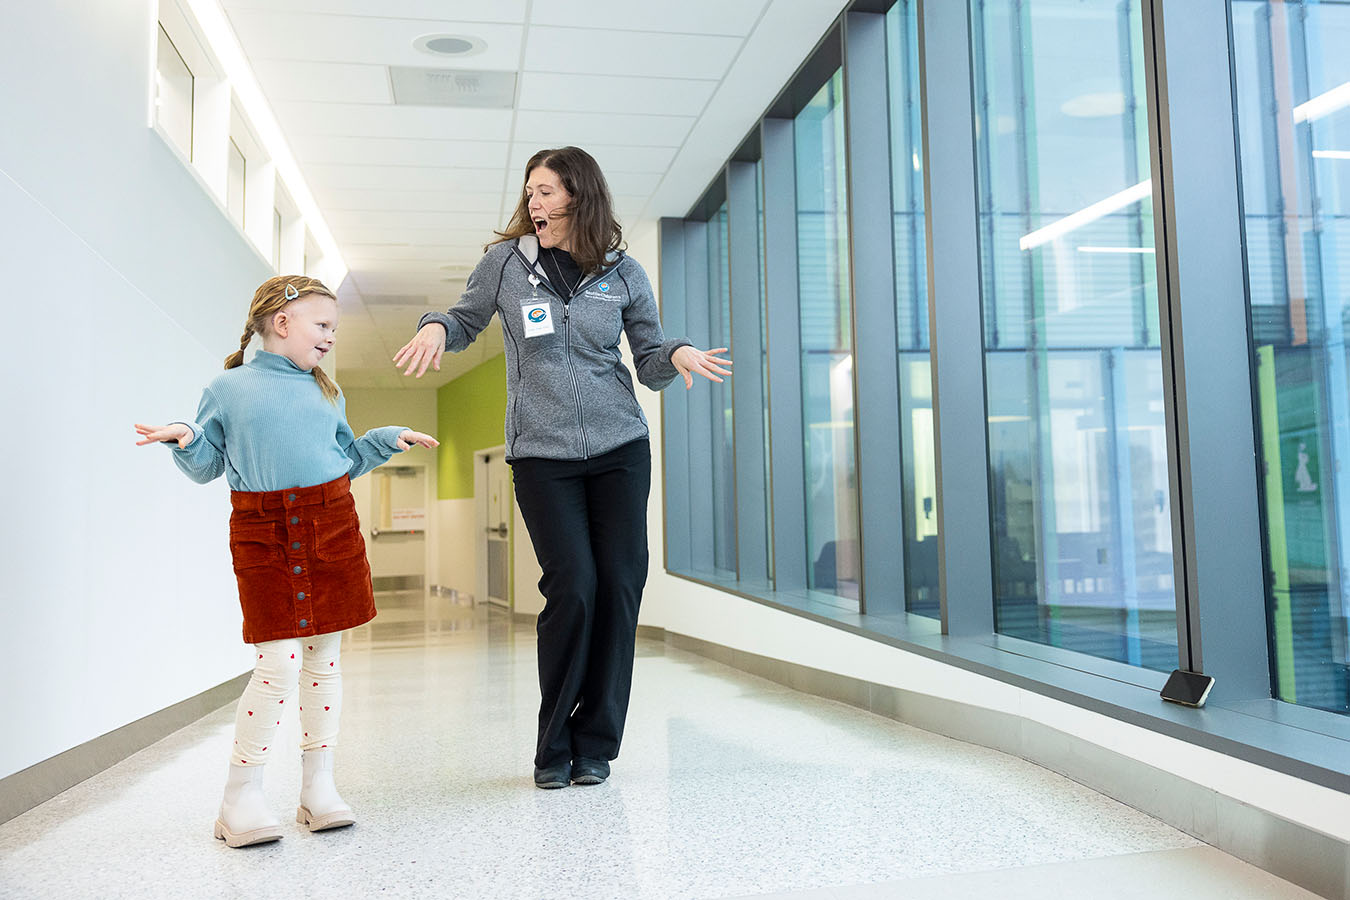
[396, 430, 439, 451]
[135, 423, 193, 448]
[671, 345, 734, 389]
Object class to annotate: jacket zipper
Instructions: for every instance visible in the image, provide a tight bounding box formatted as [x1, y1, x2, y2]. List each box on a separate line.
[562, 299, 588, 459]
[512, 246, 623, 460]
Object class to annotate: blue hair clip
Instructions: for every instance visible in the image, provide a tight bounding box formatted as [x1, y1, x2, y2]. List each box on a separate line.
[284, 283, 299, 300]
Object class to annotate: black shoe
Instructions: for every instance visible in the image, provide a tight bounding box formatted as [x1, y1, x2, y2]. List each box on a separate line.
[571, 758, 610, 785]
[533, 763, 571, 789]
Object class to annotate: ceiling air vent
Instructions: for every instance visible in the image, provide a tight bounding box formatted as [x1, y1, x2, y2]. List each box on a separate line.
[389, 67, 516, 109]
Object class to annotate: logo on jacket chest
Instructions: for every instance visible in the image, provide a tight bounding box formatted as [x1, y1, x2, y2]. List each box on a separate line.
[582, 282, 624, 302]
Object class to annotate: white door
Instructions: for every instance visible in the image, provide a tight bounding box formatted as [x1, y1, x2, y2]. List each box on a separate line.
[476, 449, 511, 608]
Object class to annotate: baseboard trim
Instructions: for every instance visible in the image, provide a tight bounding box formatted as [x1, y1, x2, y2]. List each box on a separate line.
[661, 630, 1350, 900]
[636, 624, 666, 642]
[0, 672, 251, 827]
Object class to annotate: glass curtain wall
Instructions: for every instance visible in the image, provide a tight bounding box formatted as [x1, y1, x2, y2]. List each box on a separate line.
[1233, 0, 1350, 713]
[887, 0, 939, 618]
[796, 70, 860, 609]
[757, 159, 775, 583]
[708, 203, 737, 576]
[971, 0, 1177, 669]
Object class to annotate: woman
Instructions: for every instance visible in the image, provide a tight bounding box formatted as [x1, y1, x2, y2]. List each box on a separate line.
[394, 146, 731, 788]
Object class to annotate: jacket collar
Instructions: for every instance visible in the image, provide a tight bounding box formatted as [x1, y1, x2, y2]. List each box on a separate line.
[512, 235, 623, 299]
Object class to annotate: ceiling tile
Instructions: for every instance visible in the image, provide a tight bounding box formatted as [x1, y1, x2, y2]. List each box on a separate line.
[341, 243, 492, 260]
[252, 61, 391, 104]
[276, 102, 514, 141]
[643, 0, 849, 219]
[327, 209, 501, 230]
[523, 26, 741, 79]
[318, 189, 503, 213]
[334, 224, 495, 245]
[508, 143, 677, 175]
[306, 163, 507, 191]
[600, 171, 662, 196]
[347, 259, 468, 277]
[225, 0, 527, 23]
[227, 10, 525, 68]
[293, 136, 510, 168]
[513, 110, 694, 148]
[528, 0, 762, 36]
[517, 73, 715, 117]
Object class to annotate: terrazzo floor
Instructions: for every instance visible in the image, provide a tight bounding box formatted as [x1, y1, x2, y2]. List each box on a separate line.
[0, 602, 1322, 899]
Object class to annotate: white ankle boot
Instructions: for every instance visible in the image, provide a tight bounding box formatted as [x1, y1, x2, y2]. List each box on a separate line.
[297, 749, 355, 832]
[214, 763, 283, 848]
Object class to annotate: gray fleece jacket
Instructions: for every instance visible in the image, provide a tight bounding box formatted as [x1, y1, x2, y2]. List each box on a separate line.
[418, 235, 691, 461]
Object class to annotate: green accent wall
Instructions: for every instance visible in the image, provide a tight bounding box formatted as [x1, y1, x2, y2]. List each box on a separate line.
[437, 353, 508, 499]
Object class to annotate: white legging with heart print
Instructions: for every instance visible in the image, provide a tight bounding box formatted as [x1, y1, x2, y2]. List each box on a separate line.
[232, 632, 343, 766]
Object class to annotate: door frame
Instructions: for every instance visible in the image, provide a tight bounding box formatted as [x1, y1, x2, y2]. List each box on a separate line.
[474, 445, 511, 609]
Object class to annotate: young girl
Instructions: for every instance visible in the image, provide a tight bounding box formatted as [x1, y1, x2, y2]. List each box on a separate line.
[136, 275, 437, 848]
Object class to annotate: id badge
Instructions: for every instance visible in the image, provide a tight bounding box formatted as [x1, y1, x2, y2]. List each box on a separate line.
[521, 299, 554, 338]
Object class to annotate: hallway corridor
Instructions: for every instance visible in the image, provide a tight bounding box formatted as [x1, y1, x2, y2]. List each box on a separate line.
[0, 605, 1319, 899]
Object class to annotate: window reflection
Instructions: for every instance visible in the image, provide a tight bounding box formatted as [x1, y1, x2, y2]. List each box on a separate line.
[708, 204, 736, 576]
[757, 160, 774, 584]
[972, 0, 1177, 668]
[1233, 0, 1350, 713]
[796, 70, 860, 609]
[888, 0, 939, 618]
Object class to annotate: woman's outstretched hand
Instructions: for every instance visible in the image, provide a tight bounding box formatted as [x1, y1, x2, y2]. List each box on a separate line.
[393, 323, 448, 378]
[671, 346, 733, 389]
[396, 430, 440, 451]
[134, 423, 193, 448]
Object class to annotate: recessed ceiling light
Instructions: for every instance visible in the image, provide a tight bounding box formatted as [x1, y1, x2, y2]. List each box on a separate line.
[414, 34, 486, 58]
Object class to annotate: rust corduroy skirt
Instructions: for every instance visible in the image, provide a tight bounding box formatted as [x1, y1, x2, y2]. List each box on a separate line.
[228, 474, 376, 644]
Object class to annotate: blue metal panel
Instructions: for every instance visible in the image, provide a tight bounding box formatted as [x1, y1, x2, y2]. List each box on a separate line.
[728, 160, 770, 586]
[916, 0, 996, 636]
[844, 10, 906, 616]
[659, 218, 691, 574]
[1144, 0, 1269, 698]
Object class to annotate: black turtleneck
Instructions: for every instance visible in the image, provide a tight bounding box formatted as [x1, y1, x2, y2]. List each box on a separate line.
[539, 246, 583, 298]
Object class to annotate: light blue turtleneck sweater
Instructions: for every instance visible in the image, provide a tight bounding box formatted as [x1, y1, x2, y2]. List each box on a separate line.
[171, 350, 407, 492]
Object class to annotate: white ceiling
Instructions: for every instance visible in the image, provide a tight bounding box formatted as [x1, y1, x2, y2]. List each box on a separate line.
[222, 0, 849, 389]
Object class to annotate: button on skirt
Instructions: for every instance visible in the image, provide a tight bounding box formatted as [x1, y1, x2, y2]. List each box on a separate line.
[227, 474, 376, 644]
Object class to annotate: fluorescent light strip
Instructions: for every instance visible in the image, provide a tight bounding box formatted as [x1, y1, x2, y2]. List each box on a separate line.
[1313, 150, 1350, 160]
[1294, 81, 1350, 123]
[1077, 246, 1156, 254]
[1019, 180, 1152, 251]
[182, 0, 347, 284]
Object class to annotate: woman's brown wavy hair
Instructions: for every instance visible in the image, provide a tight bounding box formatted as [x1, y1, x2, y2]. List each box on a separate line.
[493, 146, 625, 275]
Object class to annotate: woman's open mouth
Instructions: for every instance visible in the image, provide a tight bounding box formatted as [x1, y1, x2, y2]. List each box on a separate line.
[533, 217, 547, 233]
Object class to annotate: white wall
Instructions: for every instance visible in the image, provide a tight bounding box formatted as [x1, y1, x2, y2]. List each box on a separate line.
[437, 498, 477, 598]
[0, 1, 277, 779]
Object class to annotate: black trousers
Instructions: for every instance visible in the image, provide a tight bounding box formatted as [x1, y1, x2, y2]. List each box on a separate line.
[510, 438, 651, 769]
